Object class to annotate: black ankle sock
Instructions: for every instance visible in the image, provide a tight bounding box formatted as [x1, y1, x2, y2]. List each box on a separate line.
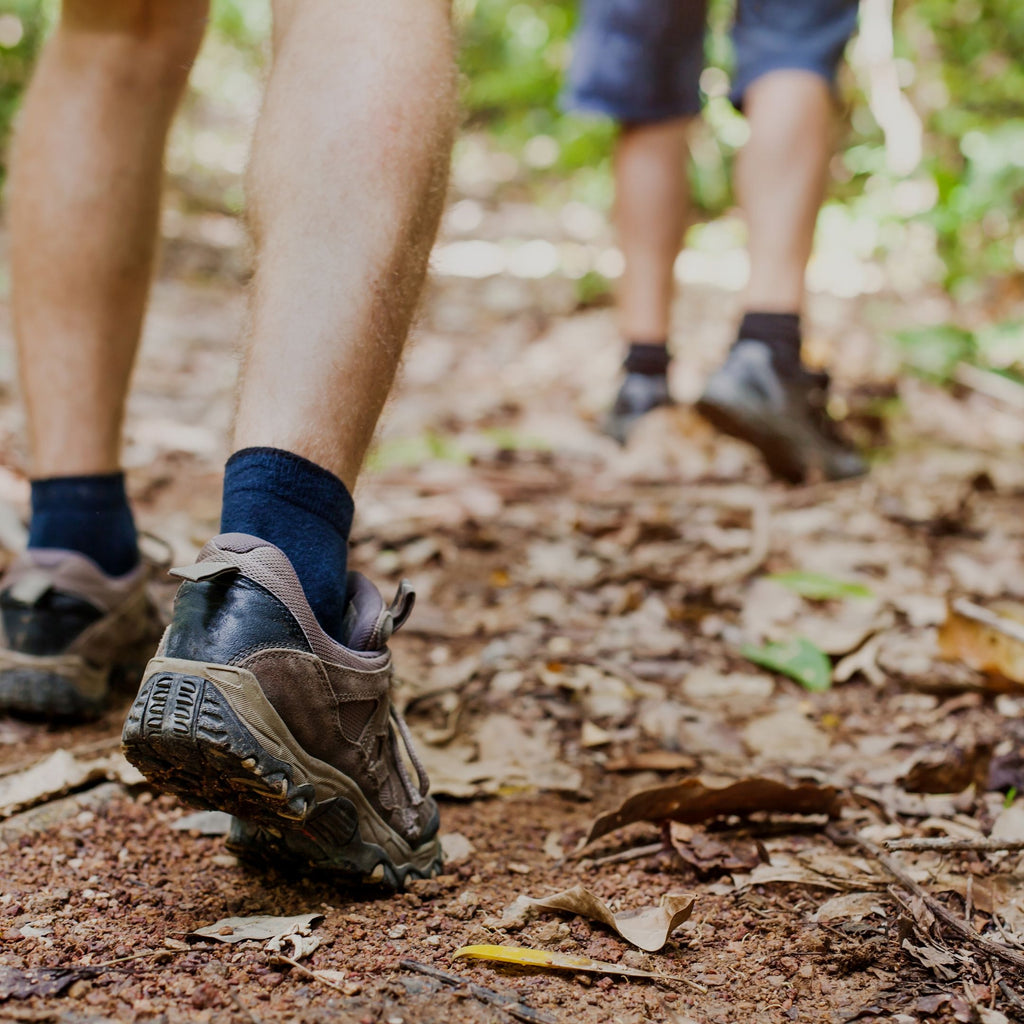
[28, 472, 139, 577]
[737, 312, 802, 367]
[220, 447, 355, 641]
[624, 341, 670, 376]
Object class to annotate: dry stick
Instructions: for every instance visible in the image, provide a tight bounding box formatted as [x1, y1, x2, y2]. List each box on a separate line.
[709, 496, 771, 587]
[400, 959, 558, 1024]
[998, 978, 1024, 1013]
[589, 842, 666, 867]
[992, 912, 1024, 953]
[827, 825, 1024, 975]
[268, 955, 347, 994]
[885, 837, 1024, 854]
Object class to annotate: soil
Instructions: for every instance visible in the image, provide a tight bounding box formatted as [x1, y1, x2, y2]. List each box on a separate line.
[2, 179, 1024, 1024]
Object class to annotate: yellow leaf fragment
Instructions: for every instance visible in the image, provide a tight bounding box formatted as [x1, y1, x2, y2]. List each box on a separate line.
[452, 944, 695, 985]
[938, 599, 1024, 689]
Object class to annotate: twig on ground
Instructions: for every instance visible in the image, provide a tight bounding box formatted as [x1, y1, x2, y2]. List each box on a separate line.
[589, 842, 666, 867]
[992, 913, 1024, 952]
[997, 977, 1024, 1012]
[400, 959, 558, 1024]
[90, 948, 192, 969]
[884, 837, 1024, 854]
[827, 825, 1024, 974]
[709, 496, 771, 587]
[267, 956, 345, 994]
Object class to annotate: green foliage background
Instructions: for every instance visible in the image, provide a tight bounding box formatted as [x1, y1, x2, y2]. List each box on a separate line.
[0, 0, 1022, 298]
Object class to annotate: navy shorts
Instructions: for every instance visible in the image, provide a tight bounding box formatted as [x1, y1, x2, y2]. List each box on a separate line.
[566, 0, 859, 123]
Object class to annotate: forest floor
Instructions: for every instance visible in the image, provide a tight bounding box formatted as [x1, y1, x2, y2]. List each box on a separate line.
[3, 176, 1024, 1024]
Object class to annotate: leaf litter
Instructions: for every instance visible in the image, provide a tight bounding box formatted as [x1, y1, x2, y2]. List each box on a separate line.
[6, 159, 1024, 1024]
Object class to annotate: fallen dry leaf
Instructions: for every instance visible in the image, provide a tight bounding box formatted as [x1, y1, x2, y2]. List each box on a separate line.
[812, 892, 888, 923]
[170, 810, 233, 835]
[190, 913, 323, 945]
[899, 744, 992, 794]
[452, 944, 693, 984]
[441, 831, 475, 864]
[585, 776, 842, 846]
[524, 885, 694, 952]
[938, 599, 1024, 689]
[0, 750, 143, 819]
[265, 932, 320, 961]
[0, 966, 97, 1001]
[669, 824, 762, 878]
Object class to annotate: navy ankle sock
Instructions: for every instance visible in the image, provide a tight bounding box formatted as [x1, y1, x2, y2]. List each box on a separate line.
[624, 341, 670, 376]
[220, 447, 355, 641]
[28, 472, 139, 577]
[737, 312, 802, 368]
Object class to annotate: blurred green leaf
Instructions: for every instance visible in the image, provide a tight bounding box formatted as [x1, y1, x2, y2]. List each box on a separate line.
[367, 432, 469, 472]
[767, 572, 874, 601]
[891, 325, 976, 384]
[741, 638, 832, 693]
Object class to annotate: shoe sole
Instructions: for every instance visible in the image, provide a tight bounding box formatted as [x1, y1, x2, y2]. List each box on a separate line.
[121, 656, 443, 890]
[0, 650, 109, 720]
[695, 396, 805, 483]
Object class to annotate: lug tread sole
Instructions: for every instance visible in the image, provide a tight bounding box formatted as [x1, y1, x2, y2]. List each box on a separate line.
[695, 396, 805, 483]
[122, 670, 441, 890]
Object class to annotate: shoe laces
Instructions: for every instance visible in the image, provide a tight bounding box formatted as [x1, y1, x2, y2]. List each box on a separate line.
[388, 703, 431, 801]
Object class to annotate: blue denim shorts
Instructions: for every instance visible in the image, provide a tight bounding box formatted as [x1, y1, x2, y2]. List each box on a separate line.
[566, 0, 859, 123]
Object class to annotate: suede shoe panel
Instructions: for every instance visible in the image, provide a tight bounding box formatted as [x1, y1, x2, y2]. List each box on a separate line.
[0, 549, 163, 718]
[123, 534, 442, 885]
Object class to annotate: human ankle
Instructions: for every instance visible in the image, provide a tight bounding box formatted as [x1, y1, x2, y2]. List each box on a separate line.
[27, 472, 139, 576]
[624, 341, 670, 376]
[736, 312, 801, 368]
[219, 447, 355, 641]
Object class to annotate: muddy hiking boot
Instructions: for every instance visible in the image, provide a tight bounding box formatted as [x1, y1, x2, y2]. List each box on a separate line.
[0, 550, 164, 719]
[121, 533, 442, 890]
[696, 340, 867, 484]
[603, 372, 674, 444]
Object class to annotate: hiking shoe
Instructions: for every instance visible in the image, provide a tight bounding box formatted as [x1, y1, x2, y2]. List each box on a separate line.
[603, 372, 674, 444]
[696, 340, 867, 483]
[121, 533, 442, 889]
[0, 550, 164, 719]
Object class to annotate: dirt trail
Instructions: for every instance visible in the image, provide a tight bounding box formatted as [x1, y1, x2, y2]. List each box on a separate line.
[2, 199, 1024, 1024]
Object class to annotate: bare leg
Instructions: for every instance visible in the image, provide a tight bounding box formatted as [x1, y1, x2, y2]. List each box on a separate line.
[9, 0, 208, 477]
[233, 0, 457, 491]
[736, 70, 834, 313]
[612, 118, 690, 342]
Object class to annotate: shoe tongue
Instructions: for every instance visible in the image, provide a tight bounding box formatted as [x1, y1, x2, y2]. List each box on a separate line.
[340, 572, 388, 651]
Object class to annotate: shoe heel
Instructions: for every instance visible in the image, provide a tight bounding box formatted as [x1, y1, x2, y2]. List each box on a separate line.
[122, 667, 315, 826]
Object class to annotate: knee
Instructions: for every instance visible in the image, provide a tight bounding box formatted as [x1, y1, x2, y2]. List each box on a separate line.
[59, 0, 210, 95]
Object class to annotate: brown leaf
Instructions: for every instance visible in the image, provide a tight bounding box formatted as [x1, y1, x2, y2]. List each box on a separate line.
[585, 777, 843, 846]
[524, 886, 694, 952]
[668, 824, 762, 878]
[0, 966, 97, 1000]
[938, 599, 1024, 689]
[899, 743, 993, 794]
